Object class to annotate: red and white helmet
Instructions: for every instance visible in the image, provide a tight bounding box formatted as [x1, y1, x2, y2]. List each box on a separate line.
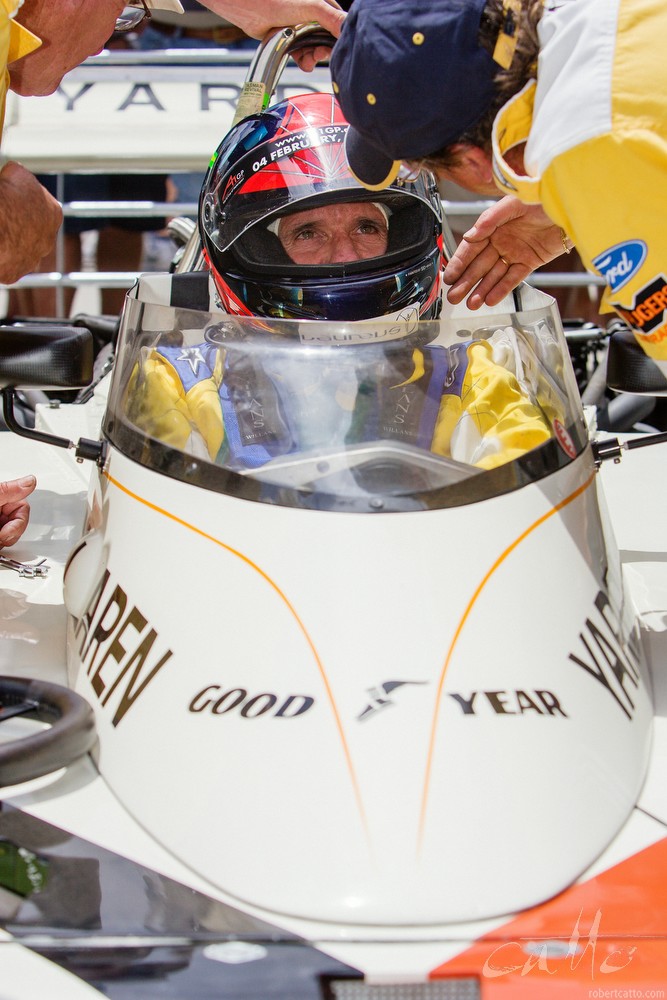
[199, 92, 444, 323]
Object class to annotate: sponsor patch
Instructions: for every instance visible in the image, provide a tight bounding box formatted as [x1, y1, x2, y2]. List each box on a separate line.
[641, 321, 667, 347]
[592, 240, 647, 293]
[612, 274, 667, 336]
[553, 419, 577, 459]
[221, 169, 244, 202]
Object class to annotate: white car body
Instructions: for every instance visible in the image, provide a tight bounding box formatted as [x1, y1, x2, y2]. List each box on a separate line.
[1, 272, 667, 998]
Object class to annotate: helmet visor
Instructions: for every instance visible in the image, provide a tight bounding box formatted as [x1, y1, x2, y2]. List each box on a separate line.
[201, 122, 440, 259]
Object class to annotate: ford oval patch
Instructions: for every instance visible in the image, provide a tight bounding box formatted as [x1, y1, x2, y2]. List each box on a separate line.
[593, 240, 647, 293]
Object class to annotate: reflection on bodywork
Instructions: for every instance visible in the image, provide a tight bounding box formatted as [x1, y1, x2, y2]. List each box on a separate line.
[0, 806, 362, 997]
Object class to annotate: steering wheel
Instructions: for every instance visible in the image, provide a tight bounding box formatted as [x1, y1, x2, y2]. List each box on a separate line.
[0, 676, 96, 787]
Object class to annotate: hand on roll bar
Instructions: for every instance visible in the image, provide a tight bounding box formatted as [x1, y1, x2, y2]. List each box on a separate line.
[199, 0, 345, 56]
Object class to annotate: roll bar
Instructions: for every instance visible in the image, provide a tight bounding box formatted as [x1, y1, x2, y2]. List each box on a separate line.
[173, 23, 336, 274]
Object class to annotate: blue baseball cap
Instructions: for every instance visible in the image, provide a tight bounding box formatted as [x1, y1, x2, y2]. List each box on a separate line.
[330, 0, 498, 190]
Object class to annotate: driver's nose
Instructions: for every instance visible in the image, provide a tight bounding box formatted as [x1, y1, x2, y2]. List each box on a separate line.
[327, 232, 360, 263]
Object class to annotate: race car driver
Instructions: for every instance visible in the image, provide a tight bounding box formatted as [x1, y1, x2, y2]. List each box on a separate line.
[123, 93, 554, 473]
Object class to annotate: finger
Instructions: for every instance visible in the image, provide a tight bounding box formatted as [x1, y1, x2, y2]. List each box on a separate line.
[310, 44, 333, 62]
[461, 195, 523, 241]
[0, 503, 30, 548]
[460, 223, 493, 244]
[0, 476, 36, 502]
[443, 238, 491, 284]
[292, 45, 331, 71]
[466, 263, 528, 310]
[312, 0, 346, 36]
[444, 248, 480, 284]
[450, 256, 512, 310]
[462, 216, 505, 242]
[445, 243, 502, 302]
[446, 273, 479, 306]
[0, 160, 24, 182]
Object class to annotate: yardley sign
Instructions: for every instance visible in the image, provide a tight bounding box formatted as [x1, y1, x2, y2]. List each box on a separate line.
[2, 59, 331, 172]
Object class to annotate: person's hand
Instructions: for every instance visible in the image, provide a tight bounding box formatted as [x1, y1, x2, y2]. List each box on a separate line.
[444, 196, 570, 310]
[290, 40, 336, 72]
[0, 477, 36, 548]
[0, 163, 62, 285]
[198, 0, 345, 51]
[0, 163, 62, 283]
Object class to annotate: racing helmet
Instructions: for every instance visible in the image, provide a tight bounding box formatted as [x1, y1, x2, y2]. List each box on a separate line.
[199, 93, 444, 322]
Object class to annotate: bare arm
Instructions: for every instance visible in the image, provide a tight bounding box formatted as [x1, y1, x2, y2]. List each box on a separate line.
[9, 0, 341, 93]
[197, 0, 345, 38]
[0, 477, 36, 548]
[444, 196, 570, 310]
[0, 163, 63, 284]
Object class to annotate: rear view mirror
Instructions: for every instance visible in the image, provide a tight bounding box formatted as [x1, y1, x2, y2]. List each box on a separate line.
[0, 324, 93, 391]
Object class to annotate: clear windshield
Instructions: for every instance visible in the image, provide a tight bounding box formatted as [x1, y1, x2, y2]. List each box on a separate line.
[106, 276, 586, 511]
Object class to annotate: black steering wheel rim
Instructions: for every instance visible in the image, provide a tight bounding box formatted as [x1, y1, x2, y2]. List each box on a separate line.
[0, 676, 97, 787]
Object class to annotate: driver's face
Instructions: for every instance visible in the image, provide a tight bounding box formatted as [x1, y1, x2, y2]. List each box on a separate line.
[277, 203, 389, 265]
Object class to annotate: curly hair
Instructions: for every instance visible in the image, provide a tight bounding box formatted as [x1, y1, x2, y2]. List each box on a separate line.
[417, 0, 543, 172]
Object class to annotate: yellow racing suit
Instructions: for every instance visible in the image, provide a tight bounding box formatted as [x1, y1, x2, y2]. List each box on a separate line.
[124, 331, 553, 472]
[491, 0, 667, 367]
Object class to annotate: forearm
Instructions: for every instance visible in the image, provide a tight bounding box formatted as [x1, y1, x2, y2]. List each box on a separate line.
[197, 0, 344, 38]
[0, 163, 62, 283]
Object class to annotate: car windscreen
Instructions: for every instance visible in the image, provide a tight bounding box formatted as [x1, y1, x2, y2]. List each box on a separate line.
[105, 278, 586, 512]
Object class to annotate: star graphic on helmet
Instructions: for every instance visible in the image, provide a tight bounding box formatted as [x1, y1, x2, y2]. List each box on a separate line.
[176, 346, 207, 376]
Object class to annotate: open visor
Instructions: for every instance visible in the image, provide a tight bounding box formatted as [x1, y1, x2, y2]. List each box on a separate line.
[200, 123, 441, 262]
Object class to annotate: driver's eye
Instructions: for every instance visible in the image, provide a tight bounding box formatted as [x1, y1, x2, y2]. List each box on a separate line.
[357, 220, 383, 234]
